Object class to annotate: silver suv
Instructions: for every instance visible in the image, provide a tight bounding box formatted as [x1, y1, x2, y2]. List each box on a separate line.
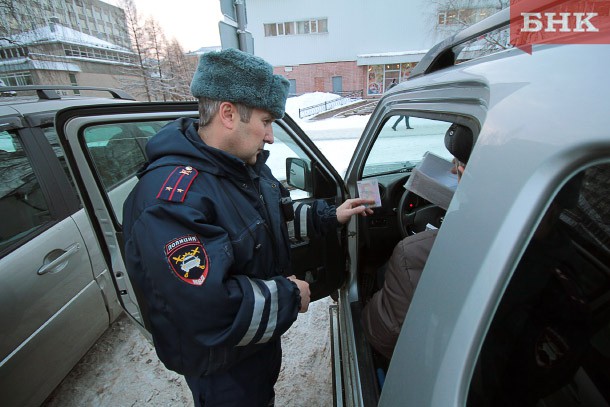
[0, 86, 167, 407]
[328, 9, 610, 407]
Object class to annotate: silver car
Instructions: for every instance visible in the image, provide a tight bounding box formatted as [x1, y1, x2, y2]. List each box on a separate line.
[0, 86, 165, 407]
[3, 6, 609, 407]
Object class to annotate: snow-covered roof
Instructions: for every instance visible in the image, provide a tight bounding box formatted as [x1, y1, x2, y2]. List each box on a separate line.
[356, 49, 430, 66]
[186, 45, 222, 56]
[0, 57, 81, 72]
[1, 23, 131, 53]
[357, 49, 430, 58]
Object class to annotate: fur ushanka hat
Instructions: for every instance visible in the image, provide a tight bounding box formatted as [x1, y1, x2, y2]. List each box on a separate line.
[190, 48, 290, 119]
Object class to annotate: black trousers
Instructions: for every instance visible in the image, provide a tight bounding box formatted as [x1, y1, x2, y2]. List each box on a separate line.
[392, 115, 411, 128]
[185, 340, 282, 407]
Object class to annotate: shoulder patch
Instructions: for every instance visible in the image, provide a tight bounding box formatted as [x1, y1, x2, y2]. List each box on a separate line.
[165, 235, 209, 286]
[157, 166, 199, 202]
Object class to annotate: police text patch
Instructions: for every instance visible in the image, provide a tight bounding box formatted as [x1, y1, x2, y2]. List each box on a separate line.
[164, 235, 209, 286]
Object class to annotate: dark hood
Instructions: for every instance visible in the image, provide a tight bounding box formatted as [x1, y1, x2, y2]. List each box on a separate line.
[141, 117, 269, 179]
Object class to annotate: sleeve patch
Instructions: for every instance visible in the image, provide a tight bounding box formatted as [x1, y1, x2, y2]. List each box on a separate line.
[165, 235, 209, 286]
[157, 166, 199, 202]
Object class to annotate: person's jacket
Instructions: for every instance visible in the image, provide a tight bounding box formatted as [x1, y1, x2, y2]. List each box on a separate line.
[361, 229, 438, 360]
[122, 118, 337, 377]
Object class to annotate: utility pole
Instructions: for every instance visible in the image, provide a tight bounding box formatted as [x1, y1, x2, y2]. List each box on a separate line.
[219, 0, 254, 53]
[234, 0, 248, 52]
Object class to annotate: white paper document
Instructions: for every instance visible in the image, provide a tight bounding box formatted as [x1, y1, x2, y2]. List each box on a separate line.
[404, 152, 458, 210]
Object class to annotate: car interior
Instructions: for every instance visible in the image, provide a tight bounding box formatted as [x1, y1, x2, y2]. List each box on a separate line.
[353, 115, 610, 405]
[469, 164, 610, 406]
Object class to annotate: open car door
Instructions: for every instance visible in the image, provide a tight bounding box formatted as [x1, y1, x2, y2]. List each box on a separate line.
[55, 102, 349, 329]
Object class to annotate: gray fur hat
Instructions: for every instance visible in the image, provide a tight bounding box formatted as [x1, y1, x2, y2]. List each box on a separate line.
[190, 48, 290, 119]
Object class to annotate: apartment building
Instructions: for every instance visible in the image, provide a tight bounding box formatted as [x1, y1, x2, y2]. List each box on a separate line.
[0, 0, 130, 49]
[0, 0, 148, 95]
[246, 0, 503, 97]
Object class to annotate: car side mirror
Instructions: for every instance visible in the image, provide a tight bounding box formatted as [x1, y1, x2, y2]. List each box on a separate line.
[286, 158, 312, 193]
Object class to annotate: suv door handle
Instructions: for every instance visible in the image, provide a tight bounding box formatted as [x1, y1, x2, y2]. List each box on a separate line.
[37, 243, 81, 275]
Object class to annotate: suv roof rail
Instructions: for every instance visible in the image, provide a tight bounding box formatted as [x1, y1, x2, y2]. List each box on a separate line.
[410, 7, 510, 79]
[0, 85, 135, 101]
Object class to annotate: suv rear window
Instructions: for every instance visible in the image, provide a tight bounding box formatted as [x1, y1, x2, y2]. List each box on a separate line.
[0, 131, 52, 252]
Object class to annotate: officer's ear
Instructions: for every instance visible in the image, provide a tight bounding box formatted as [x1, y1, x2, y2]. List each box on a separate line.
[218, 101, 239, 130]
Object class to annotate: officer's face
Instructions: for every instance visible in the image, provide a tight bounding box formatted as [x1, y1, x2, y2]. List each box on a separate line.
[234, 108, 275, 165]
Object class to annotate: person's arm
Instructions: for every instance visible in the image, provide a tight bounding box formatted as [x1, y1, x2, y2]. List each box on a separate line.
[288, 197, 374, 240]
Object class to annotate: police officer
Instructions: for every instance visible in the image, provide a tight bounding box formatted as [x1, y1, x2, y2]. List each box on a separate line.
[122, 48, 373, 406]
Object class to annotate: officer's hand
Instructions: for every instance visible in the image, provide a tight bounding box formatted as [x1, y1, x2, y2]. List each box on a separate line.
[287, 275, 310, 313]
[336, 198, 375, 224]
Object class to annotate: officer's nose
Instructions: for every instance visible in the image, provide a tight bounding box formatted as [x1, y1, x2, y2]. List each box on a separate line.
[264, 127, 274, 144]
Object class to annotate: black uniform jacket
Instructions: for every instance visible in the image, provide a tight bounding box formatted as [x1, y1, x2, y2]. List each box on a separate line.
[122, 118, 336, 376]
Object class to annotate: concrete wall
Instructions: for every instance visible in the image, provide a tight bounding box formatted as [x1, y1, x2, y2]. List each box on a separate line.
[247, 0, 440, 66]
[274, 60, 365, 95]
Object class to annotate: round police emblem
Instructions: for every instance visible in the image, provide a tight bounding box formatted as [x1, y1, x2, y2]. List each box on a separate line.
[164, 235, 209, 286]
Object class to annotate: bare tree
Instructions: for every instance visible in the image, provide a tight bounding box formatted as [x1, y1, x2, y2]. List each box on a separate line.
[163, 38, 197, 101]
[118, 0, 153, 101]
[145, 17, 169, 101]
[429, 0, 510, 59]
[117, 4, 195, 102]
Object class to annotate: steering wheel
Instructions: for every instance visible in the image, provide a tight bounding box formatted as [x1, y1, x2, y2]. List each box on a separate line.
[397, 189, 447, 238]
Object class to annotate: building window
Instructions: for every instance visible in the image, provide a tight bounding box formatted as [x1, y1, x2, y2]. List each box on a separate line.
[0, 72, 33, 86]
[69, 73, 80, 95]
[296, 21, 309, 34]
[438, 7, 496, 26]
[318, 19, 328, 33]
[264, 23, 277, 37]
[285, 21, 295, 35]
[288, 79, 296, 96]
[264, 18, 328, 37]
[367, 62, 416, 97]
[0, 47, 28, 60]
[63, 44, 134, 64]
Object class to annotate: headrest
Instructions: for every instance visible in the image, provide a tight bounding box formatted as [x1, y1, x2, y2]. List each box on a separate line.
[444, 124, 474, 164]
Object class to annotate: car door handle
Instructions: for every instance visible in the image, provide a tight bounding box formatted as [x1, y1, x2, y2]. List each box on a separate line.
[37, 243, 81, 275]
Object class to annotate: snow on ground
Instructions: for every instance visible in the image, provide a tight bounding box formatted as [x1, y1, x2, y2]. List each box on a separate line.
[286, 92, 371, 134]
[285, 92, 372, 176]
[43, 93, 369, 407]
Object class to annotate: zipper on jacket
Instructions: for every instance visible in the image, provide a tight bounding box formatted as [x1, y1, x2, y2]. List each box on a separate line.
[251, 178, 281, 272]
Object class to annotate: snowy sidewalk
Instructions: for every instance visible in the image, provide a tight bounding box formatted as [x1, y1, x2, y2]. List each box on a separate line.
[43, 297, 334, 407]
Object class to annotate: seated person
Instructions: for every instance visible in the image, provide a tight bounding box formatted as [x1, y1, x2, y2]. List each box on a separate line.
[361, 123, 473, 360]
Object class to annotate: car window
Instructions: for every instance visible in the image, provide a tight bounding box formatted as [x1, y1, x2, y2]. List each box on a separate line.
[0, 130, 53, 253]
[265, 122, 312, 199]
[362, 116, 453, 177]
[42, 126, 81, 207]
[468, 163, 610, 406]
[83, 121, 168, 190]
[454, 25, 512, 62]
